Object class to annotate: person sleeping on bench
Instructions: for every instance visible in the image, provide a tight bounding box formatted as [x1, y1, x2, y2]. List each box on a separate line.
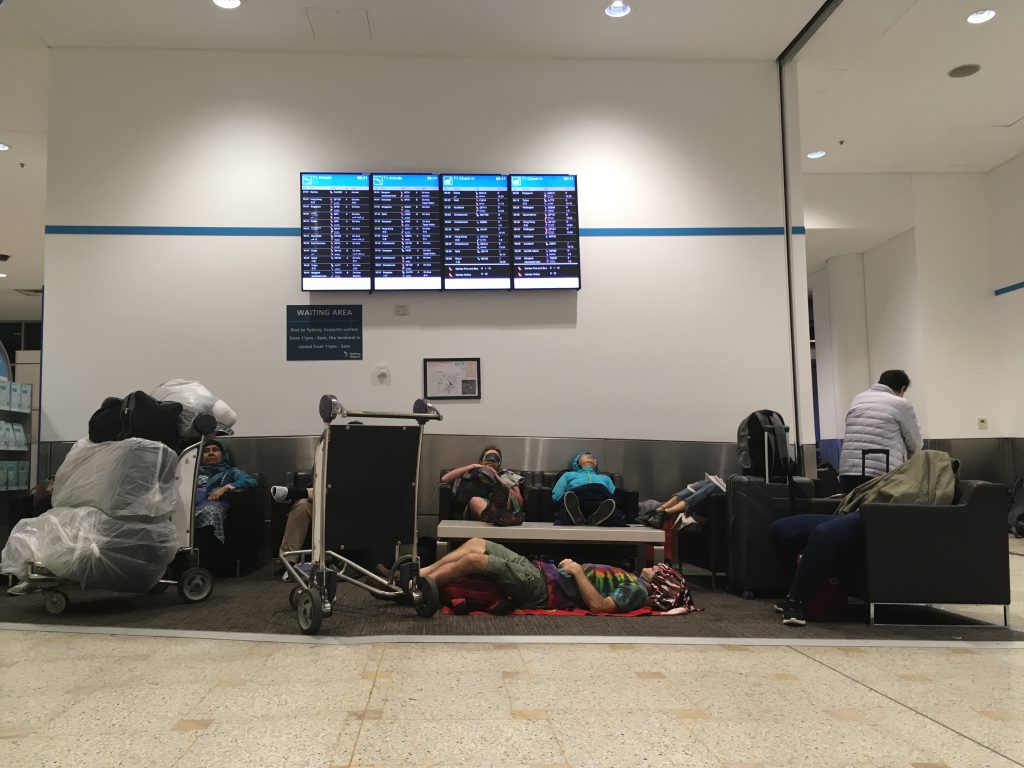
[551, 451, 620, 526]
[419, 537, 688, 613]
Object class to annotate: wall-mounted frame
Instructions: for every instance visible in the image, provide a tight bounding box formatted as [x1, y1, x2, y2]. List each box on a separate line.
[423, 358, 481, 400]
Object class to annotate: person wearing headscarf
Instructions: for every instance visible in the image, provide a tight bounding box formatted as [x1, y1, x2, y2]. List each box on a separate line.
[194, 440, 256, 544]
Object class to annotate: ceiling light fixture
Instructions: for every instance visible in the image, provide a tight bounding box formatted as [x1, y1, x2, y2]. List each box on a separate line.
[806, 150, 827, 159]
[967, 9, 996, 24]
[948, 64, 981, 78]
[0, 144, 9, 151]
[212, 0, 241, 9]
[605, 1, 631, 18]
[0, 274, 7, 279]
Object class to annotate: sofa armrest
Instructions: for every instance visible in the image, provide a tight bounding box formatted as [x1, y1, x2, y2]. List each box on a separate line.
[860, 483, 1010, 605]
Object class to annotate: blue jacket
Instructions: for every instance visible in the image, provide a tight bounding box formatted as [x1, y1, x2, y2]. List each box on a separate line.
[551, 451, 616, 502]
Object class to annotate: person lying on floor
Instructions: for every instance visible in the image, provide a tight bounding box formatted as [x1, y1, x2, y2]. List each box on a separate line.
[551, 451, 619, 526]
[639, 473, 727, 531]
[419, 537, 688, 614]
[441, 446, 524, 526]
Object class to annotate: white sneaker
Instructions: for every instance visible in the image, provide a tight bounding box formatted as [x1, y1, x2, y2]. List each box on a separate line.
[271, 485, 289, 503]
[673, 513, 697, 530]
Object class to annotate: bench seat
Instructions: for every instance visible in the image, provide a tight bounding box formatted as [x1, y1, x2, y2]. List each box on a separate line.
[435, 520, 664, 567]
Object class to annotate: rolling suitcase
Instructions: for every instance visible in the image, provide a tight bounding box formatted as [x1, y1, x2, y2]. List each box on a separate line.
[88, 391, 183, 452]
[726, 474, 813, 597]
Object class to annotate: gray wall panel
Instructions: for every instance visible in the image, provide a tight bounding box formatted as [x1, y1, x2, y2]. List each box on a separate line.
[925, 438, 1013, 485]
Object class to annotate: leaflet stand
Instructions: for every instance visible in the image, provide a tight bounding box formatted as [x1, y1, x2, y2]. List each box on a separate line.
[281, 394, 443, 635]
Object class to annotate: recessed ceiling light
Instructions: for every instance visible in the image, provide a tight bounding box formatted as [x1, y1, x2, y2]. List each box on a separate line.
[967, 9, 996, 24]
[806, 150, 827, 159]
[605, 1, 631, 18]
[0, 274, 7, 279]
[948, 64, 981, 78]
[0, 144, 9, 151]
[212, 0, 241, 9]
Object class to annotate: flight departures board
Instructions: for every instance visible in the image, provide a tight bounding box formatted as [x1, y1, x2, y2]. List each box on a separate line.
[300, 172, 580, 291]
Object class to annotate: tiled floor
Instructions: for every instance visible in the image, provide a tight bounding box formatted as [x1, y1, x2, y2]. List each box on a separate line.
[0, 629, 1023, 768]
[0, 545, 1020, 767]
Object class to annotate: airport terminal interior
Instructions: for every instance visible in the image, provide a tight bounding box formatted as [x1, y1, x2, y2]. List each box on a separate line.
[0, 1, 1022, 766]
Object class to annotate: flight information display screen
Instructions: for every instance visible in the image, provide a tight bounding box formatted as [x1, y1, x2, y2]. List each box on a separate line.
[300, 173, 372, 291]
[510, 174, 580, 290]
[371, 173, 443, 291]
[441, 174, 511, 290]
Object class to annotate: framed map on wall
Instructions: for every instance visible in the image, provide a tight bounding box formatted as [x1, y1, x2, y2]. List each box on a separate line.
[423, 358, 481, 401]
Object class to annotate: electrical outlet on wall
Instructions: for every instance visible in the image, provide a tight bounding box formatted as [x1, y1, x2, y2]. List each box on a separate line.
[977, 418, 989, 430]
[374, 365, 391, 385]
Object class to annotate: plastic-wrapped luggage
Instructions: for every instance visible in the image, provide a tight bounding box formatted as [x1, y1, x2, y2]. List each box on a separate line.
[53, 438, 178, 521]
[150, 379, 237, 439]
[1, 507, 178, 592]
[1, 437, 181, 591]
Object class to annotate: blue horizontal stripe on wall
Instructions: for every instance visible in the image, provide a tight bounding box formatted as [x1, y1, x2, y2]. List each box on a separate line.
[995, 280, 1024, 297]
[45, 225, 301, 236]
[46, 225, 806, 237]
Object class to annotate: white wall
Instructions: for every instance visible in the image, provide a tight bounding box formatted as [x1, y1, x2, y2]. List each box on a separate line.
[42, 50, 800, 443]
[987, 153, 1024, 436]
[863, 229, 926, 431]
[810, 253, 872, 440]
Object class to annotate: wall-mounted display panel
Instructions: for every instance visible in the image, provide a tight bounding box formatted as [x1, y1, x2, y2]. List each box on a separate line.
[441, 174, 511, 290]
[300, 173, 373, 291]
[372, 173, 443, 291]
[510, 174, 580, 290]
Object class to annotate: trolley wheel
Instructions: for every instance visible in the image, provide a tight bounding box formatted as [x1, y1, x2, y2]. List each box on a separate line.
[43, 590, 69, 615]
[177, 567, 214, 603]
[296, 588, 323, 635]
[288, 585, 303, 610]
[413, 576, 439, 619]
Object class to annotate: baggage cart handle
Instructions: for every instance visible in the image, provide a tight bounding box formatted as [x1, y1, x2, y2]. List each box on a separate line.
[319, 394, 443, 425]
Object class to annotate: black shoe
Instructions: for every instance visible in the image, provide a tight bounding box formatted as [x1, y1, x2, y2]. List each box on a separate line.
[781, 598, 806, 626]
[564, 492, 585, 525]
[586, 498, 616, 526]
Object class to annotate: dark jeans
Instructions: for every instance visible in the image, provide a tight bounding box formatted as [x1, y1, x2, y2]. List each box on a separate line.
[554, 484, 624, 526]
[769, 512, 863, 600]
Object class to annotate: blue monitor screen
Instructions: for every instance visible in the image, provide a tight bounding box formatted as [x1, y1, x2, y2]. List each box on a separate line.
[510, 174, 580, 290]
[371, 173, 443, 291]
[300, 173, 372, 291]
[441, 174, 511, 290]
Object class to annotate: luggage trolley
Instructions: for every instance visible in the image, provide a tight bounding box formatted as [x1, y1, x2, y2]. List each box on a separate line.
[16, 417, 220, 614]
[281, 394, 442, 635]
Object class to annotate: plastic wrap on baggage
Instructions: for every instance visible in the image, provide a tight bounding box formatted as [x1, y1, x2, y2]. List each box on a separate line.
[1, 507, 178, 591]
[52, 438, 180, 522]
[150, 379, 237, 437]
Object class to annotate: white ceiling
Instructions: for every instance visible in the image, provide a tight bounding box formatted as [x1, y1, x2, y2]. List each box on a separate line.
[797, 0, 1024, 175]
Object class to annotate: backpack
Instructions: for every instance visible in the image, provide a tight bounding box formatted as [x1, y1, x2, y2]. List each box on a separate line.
[453, 466, 498, 508]
[645, 563, 698, 613]
[1009, 478, 1024, 538]
[737, 410, 792, 482]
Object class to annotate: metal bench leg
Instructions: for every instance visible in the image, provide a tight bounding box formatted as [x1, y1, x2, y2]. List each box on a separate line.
[1005, 605, 1010, 628]
[651, 545, 664, 568]
[869, 602, 875, 627]
[436, 540, 449, 559]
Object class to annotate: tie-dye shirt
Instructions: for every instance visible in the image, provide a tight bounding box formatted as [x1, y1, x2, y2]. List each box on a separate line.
[533, 561, 648, 612]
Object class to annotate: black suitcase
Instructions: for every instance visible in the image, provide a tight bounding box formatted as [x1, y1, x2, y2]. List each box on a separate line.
[88, 391, 183, 452]
[727, 474, 814, 597]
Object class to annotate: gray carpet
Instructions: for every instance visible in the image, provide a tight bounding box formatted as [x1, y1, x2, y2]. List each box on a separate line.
[1, 566, 1018, 642]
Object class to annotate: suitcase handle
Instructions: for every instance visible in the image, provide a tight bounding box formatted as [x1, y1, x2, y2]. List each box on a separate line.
[861, 449, 890, 475]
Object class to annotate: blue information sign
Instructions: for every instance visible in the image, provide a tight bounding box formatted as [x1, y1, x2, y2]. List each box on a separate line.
[286, 305, 363, 361]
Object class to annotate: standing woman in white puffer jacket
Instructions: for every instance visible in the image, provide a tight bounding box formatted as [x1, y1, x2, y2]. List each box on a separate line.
[838, 369, 924, 493]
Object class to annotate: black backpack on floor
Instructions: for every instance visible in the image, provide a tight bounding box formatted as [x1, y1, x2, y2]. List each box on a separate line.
[1009, 478, 1024, 538]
